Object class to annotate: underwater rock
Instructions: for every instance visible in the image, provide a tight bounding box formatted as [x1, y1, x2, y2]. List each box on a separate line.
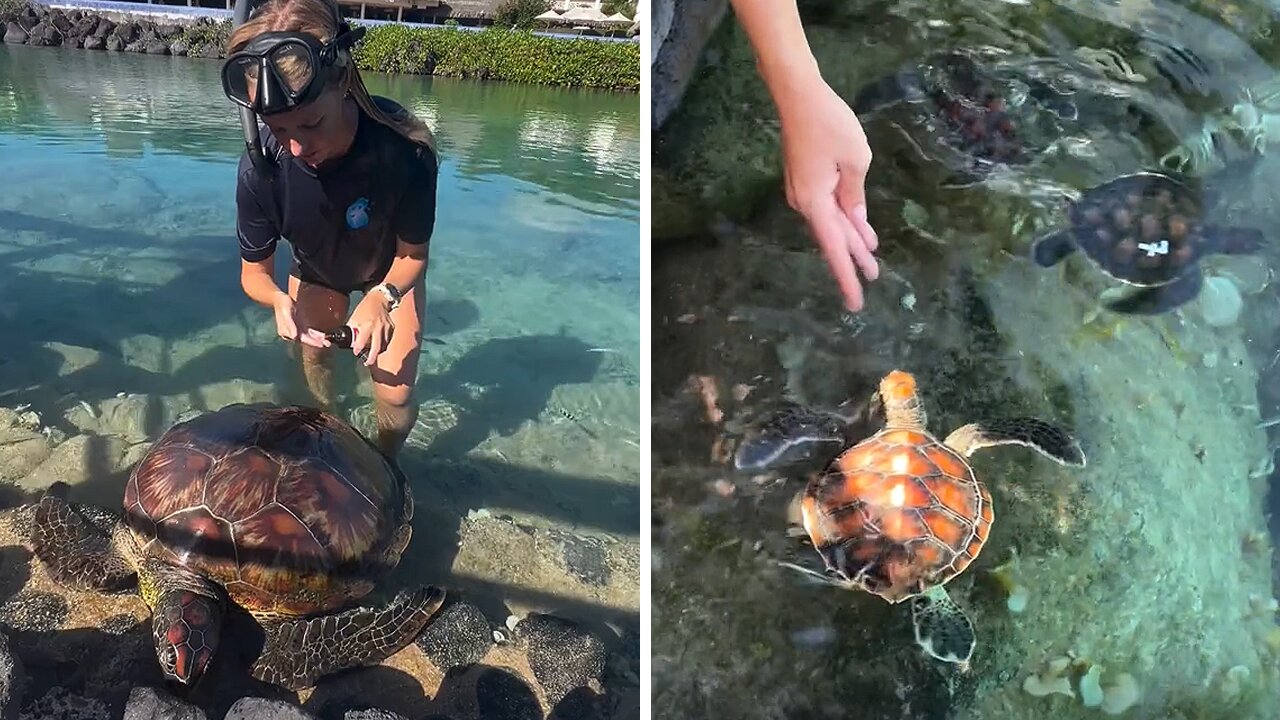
[223, 698, 317, 720]
[515, 614, 607, 705]
[651, 0, 729, 131]
[1198, 275, 1243, 327]
[0, 630, 25, 720]
[414, 600, 495, 671]
[16, 434, 135, 505]
[0, 414, 50, 483]
[121, 686, 206, 720]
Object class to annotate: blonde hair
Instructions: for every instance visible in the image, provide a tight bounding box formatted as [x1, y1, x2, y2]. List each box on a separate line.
[227, 0, 436, 155]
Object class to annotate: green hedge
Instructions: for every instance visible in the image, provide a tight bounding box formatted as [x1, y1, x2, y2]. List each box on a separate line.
[352, 24, 639, 91]
[170, 18, 637, 91]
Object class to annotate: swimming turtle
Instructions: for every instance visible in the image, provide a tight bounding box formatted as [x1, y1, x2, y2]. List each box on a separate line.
[734, 370, 1085, 668]
[852, 51, 1079, 187]
[28, 402, 445, 691]
[1030, 170, 1265, 314]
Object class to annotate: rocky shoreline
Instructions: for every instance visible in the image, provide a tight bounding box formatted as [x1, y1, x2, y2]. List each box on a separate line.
[2, 2, 225, 57]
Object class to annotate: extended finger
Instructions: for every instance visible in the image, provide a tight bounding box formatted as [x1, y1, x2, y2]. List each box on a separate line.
[836, 167, 879, 254]
[807, 201, 865, 312]
[350, 325, 369, 356]
[844, 208, 880, 283]
[364, 329, 385, 367]
[851, 202, 879, 254]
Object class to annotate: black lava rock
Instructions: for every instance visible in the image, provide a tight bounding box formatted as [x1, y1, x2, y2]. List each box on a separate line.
[414, 600, 494, 671]
[515, 614, 606, 706]
[122, 686, 207, 720]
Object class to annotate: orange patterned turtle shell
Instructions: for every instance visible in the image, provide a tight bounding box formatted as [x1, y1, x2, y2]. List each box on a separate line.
[122, 403, 412, 617]
[799, 426, 991, 604]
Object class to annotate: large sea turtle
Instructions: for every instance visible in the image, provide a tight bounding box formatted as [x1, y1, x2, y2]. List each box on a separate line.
[734, 370, 1085, 668]
[28, 403, 445, 691]
[1030, 170, 1265, 314]
[852, 51, 1080, 187]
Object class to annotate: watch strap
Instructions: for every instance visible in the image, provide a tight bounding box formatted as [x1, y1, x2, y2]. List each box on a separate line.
[373, 283, 402, 309]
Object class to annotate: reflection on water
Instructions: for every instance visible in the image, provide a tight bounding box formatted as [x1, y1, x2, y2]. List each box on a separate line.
[0, 40, 639, 711]
[654, 1, 1280, 719]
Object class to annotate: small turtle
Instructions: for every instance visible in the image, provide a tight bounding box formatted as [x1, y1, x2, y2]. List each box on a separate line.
[1030, 170, 1265, 314]
[28, 403, 445, 691]
[852, 51, 1078, 186]
[735, 370, 1085, 668]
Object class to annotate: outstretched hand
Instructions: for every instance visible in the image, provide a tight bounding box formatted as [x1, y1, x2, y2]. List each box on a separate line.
[777, 76, 881, 312]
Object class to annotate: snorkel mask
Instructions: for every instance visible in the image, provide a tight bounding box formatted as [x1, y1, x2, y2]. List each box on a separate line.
[224, 0, 365, 172]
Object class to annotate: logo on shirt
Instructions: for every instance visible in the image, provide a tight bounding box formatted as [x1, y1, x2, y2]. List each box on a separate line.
[346, 197, 371, 230]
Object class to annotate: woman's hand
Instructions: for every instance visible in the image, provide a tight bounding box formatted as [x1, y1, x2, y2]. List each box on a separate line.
[728, 0, 881, 313]
[776, 75, 881, 312]
[273, 292, 328, 348]
[346, 292, 395, 367]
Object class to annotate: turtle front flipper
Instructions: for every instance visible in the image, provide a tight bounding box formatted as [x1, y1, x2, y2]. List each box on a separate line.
[1104, 268, 1203, 315]
[29, 482, 138, 593]
[733, 406, 859, 473]
[944, 417, 1085, 466]
[910, 585, 975, 668]
[251, 585, 446, 690]
[1030, 229, 1078, 267]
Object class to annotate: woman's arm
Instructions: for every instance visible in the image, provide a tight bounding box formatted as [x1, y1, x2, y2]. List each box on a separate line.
[729, 0, 882, 313]
[372, 240, 428, 302]
[729, 0, 822, 109]
[240, 256, 288, 308]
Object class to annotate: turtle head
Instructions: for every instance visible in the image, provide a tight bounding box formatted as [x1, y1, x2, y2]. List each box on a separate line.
[152, 588, 224, 689]
[876, 370, 926, 429]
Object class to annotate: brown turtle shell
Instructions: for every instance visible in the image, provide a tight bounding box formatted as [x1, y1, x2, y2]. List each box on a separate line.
[800, 428, 992, 604]
[122, 403, 410, 617]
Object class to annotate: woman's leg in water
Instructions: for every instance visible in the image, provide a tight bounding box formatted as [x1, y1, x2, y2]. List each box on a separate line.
[288, 274, 350, 410]
[369, 273, 426, 457]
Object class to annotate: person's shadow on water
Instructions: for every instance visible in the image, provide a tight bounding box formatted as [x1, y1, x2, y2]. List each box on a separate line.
[421, 330, 604, 459]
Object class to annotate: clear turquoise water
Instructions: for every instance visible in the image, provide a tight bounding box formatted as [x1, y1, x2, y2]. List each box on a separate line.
[654, 1, 1280, 718]
[0, 41, 640, 694]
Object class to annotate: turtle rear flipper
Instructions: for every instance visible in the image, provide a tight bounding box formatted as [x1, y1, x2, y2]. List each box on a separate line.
[1030, 229, 1078, 267]
[251, 585, 445, 690]
[1105, 268, 1202, 315]
[944, 417, 1085, 466]
[30, 482, 138, 593]
[1203, 225, 1265, 255]
[910, 585, 975, 667]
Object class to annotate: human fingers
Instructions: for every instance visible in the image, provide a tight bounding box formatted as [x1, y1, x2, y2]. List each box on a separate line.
[842, 204, 880, 283]
[299, 329, 328, 348]
[806, 199, 866, 312]
[277, 313, 298, 342]
[364, 323, 387, 367]
[836, 164, 879, 255]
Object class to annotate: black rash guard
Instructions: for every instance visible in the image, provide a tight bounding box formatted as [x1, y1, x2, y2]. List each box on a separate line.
[234, 95, 439, 295]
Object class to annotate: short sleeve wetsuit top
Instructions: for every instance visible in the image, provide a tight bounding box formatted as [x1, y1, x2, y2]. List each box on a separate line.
[234, 95, 439, 295]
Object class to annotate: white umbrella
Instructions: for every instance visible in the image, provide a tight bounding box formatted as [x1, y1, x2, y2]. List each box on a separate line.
[604, 11, 631, 23]
[534, 9, 563, 21]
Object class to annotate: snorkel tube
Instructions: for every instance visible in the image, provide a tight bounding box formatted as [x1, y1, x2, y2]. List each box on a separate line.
[232, 0, 272, 174]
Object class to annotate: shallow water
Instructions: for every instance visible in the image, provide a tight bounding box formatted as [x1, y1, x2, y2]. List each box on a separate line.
[0, 41, 639, 713]
[654, 1, 1280, 718]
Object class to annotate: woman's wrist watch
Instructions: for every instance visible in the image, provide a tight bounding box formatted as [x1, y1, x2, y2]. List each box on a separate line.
[372, 282, 402, 310]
